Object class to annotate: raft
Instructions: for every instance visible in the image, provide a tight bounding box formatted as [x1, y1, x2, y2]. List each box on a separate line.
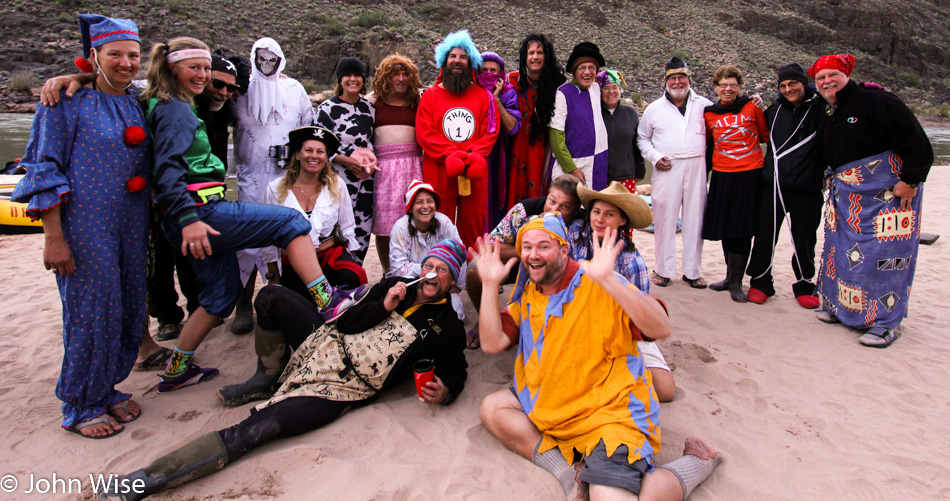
[0, 175, 43, 234]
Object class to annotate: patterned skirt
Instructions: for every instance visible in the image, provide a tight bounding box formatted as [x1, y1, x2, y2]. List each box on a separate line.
[373, 143, 423, 236]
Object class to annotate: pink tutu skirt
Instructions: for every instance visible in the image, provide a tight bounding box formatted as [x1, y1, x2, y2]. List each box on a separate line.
[372, 142, 423, 235]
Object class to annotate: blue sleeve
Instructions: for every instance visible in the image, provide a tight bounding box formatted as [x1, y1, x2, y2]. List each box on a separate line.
[148, 98, 202, 225]
[11, 97, 74, 220]
[502, 88, 521, 136]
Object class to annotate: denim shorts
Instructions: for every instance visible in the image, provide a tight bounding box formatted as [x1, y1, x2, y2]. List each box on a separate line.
[163, 200, 310, 316]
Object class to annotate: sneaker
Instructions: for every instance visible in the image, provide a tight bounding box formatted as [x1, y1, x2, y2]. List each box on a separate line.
[319, 284, 371, 324]
[157, 364, 219, 394]
[155, 322, 181, 342]
[816, 310, 839, 324]
[859, 326, 900, 348]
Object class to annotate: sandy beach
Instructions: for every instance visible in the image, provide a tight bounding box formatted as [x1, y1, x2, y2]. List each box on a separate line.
[1, 167, 948, 500]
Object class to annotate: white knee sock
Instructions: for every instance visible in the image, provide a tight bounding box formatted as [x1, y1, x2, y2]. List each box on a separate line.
[657, 437, 723, 499]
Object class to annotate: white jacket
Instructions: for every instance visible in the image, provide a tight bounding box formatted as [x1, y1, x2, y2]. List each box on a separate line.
[637, 89, 712, 165]
[261, 175, 359, 264]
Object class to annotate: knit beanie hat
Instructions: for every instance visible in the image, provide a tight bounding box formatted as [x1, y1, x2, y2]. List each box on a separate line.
[776, 63, 808, 86]
[423, 239, 467, 281]
[336, 57, 367, 83]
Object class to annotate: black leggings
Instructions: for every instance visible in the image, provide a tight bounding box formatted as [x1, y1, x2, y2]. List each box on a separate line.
[217, 397, 355, 463]
[253, 284, 324, 350]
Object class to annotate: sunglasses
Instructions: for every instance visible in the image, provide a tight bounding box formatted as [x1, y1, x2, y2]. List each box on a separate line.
[211, 78, 239, 93]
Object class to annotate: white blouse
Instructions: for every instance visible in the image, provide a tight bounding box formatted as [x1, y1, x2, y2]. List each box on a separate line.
[261, 175, 359, 263]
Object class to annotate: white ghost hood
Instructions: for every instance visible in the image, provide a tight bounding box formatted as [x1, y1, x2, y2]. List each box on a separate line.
[245, 37, 289, 125]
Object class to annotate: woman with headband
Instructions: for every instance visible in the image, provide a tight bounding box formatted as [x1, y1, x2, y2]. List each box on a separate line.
[143, 37, 367, 394]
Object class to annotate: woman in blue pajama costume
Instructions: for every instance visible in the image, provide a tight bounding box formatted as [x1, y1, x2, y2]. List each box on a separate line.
[12, 15, 149, 438]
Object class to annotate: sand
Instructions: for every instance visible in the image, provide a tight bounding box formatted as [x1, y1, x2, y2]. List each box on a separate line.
[1, 168, 948, 500]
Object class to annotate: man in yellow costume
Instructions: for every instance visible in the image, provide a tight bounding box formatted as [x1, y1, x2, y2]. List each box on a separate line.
[472, 213, 722, 500]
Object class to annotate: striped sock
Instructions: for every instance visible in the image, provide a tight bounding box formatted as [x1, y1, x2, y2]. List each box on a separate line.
[164, 348, 195, 378]
[307, 275, 333, 308]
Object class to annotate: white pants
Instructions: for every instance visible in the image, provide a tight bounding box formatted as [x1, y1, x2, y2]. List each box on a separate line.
[652, 157, 707, 280]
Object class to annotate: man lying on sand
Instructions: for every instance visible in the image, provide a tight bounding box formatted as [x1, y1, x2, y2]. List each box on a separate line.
[97, 239, 468, 500]
[472, 212, 722, 500]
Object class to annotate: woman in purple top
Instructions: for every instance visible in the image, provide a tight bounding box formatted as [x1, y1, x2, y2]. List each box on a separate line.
[478, 52, 522, 229]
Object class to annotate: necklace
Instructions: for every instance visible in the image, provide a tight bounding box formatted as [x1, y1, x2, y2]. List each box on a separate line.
[294, 185, 312, 194]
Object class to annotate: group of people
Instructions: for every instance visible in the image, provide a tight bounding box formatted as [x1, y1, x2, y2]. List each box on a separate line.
[14, 12, 934, 500]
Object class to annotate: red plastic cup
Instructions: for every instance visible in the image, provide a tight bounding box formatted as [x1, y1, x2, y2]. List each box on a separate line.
[413, 359, 435, 399]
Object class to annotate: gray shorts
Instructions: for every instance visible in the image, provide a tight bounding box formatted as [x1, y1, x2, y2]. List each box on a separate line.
[578, 440, 651, 494]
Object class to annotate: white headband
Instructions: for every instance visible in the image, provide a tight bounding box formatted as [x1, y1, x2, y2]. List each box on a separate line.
[167, 48, 212, 64]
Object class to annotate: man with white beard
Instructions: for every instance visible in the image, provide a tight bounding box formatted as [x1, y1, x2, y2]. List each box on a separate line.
[231, 38, 315, 334]
[637, 57, 712, 290]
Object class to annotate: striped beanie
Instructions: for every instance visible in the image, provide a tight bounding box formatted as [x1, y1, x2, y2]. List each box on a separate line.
[422, 239, 466, 281]
[404, 179, 442, 214]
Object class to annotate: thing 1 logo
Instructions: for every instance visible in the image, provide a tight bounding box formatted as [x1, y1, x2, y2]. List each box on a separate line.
[442, 107, 475, 142]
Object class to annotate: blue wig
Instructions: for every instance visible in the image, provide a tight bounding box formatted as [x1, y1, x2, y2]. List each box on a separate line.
[434, 30, 482, 69]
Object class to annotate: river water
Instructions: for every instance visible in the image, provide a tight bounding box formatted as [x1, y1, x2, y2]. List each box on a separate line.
[2, 113, 949, 168]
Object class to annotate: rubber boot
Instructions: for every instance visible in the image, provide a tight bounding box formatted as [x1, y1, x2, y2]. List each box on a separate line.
[96, 433, 228, 501]
[727, 252, 748, 303]
[709, 249, 729, 292]
[218, 326, 287, 406]
[230, 270, 256, 335]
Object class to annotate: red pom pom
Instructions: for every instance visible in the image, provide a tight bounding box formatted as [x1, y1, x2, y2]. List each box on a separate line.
[127, 176, 147, 194]
[123, 126, 147, 147]
[74, 57, 94, 74]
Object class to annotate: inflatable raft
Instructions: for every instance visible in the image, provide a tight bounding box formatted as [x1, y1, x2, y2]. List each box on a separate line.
[0, 174, 43, 234]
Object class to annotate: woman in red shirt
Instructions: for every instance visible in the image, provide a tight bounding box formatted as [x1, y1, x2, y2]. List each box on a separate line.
[702, 65, 769, 303]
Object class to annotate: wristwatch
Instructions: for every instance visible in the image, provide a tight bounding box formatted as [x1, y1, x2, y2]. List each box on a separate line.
[904, 181, 920, 189]
[265, 271, 277, 280]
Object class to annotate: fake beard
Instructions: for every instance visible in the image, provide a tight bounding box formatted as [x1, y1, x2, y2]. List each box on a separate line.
[443, 67, 473, 95]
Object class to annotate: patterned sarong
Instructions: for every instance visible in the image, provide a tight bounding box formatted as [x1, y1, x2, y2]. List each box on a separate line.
[818, 150, 923, 329]
[258, 314, 418, 408]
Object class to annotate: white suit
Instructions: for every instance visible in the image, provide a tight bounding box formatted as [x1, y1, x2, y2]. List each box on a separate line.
[637, 88, 711, 281]
[233, 37, 315, 284]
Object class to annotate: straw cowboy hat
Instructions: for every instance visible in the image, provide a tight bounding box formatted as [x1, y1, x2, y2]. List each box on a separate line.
[577, 181, 653, 229]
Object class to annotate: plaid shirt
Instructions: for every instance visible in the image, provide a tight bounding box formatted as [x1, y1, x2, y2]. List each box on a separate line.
[567, 219, 650, 293]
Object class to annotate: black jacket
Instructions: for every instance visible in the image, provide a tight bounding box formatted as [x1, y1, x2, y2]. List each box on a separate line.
[195, 93, 235, 170]
[336, 277, 468, 404]
[818, 80, 933, 184]
[764, 86, 824, 193]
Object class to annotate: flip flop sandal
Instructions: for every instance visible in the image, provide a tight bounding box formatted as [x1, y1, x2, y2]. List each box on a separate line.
[466, 329, 481, 350]
[859, 327, 900, 348]
[651, 273, 671, 287]
[107, 400, 142, 423]
[682, 275, 708, 289]
[64, 414, 123, 439]
[133, 347, 173, 372]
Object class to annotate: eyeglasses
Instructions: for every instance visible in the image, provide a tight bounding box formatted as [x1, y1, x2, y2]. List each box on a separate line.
[716, 83, 740, 89]
[421, 262, 451, 276]
[778, 82, 803, 91]
[211, 78, 239, 93]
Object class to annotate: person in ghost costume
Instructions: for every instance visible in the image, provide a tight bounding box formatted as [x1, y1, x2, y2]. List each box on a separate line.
[231, 37, 315, 334]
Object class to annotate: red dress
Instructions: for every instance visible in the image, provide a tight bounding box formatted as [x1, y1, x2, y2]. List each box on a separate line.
[506, 72, 549, 208]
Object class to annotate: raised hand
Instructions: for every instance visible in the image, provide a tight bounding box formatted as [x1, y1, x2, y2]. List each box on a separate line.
[579, 226, 622, 283]
[472, 234, 517, 285]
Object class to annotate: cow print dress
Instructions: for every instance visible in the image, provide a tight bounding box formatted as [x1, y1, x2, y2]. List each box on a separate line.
[315, 95, 375, 262]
